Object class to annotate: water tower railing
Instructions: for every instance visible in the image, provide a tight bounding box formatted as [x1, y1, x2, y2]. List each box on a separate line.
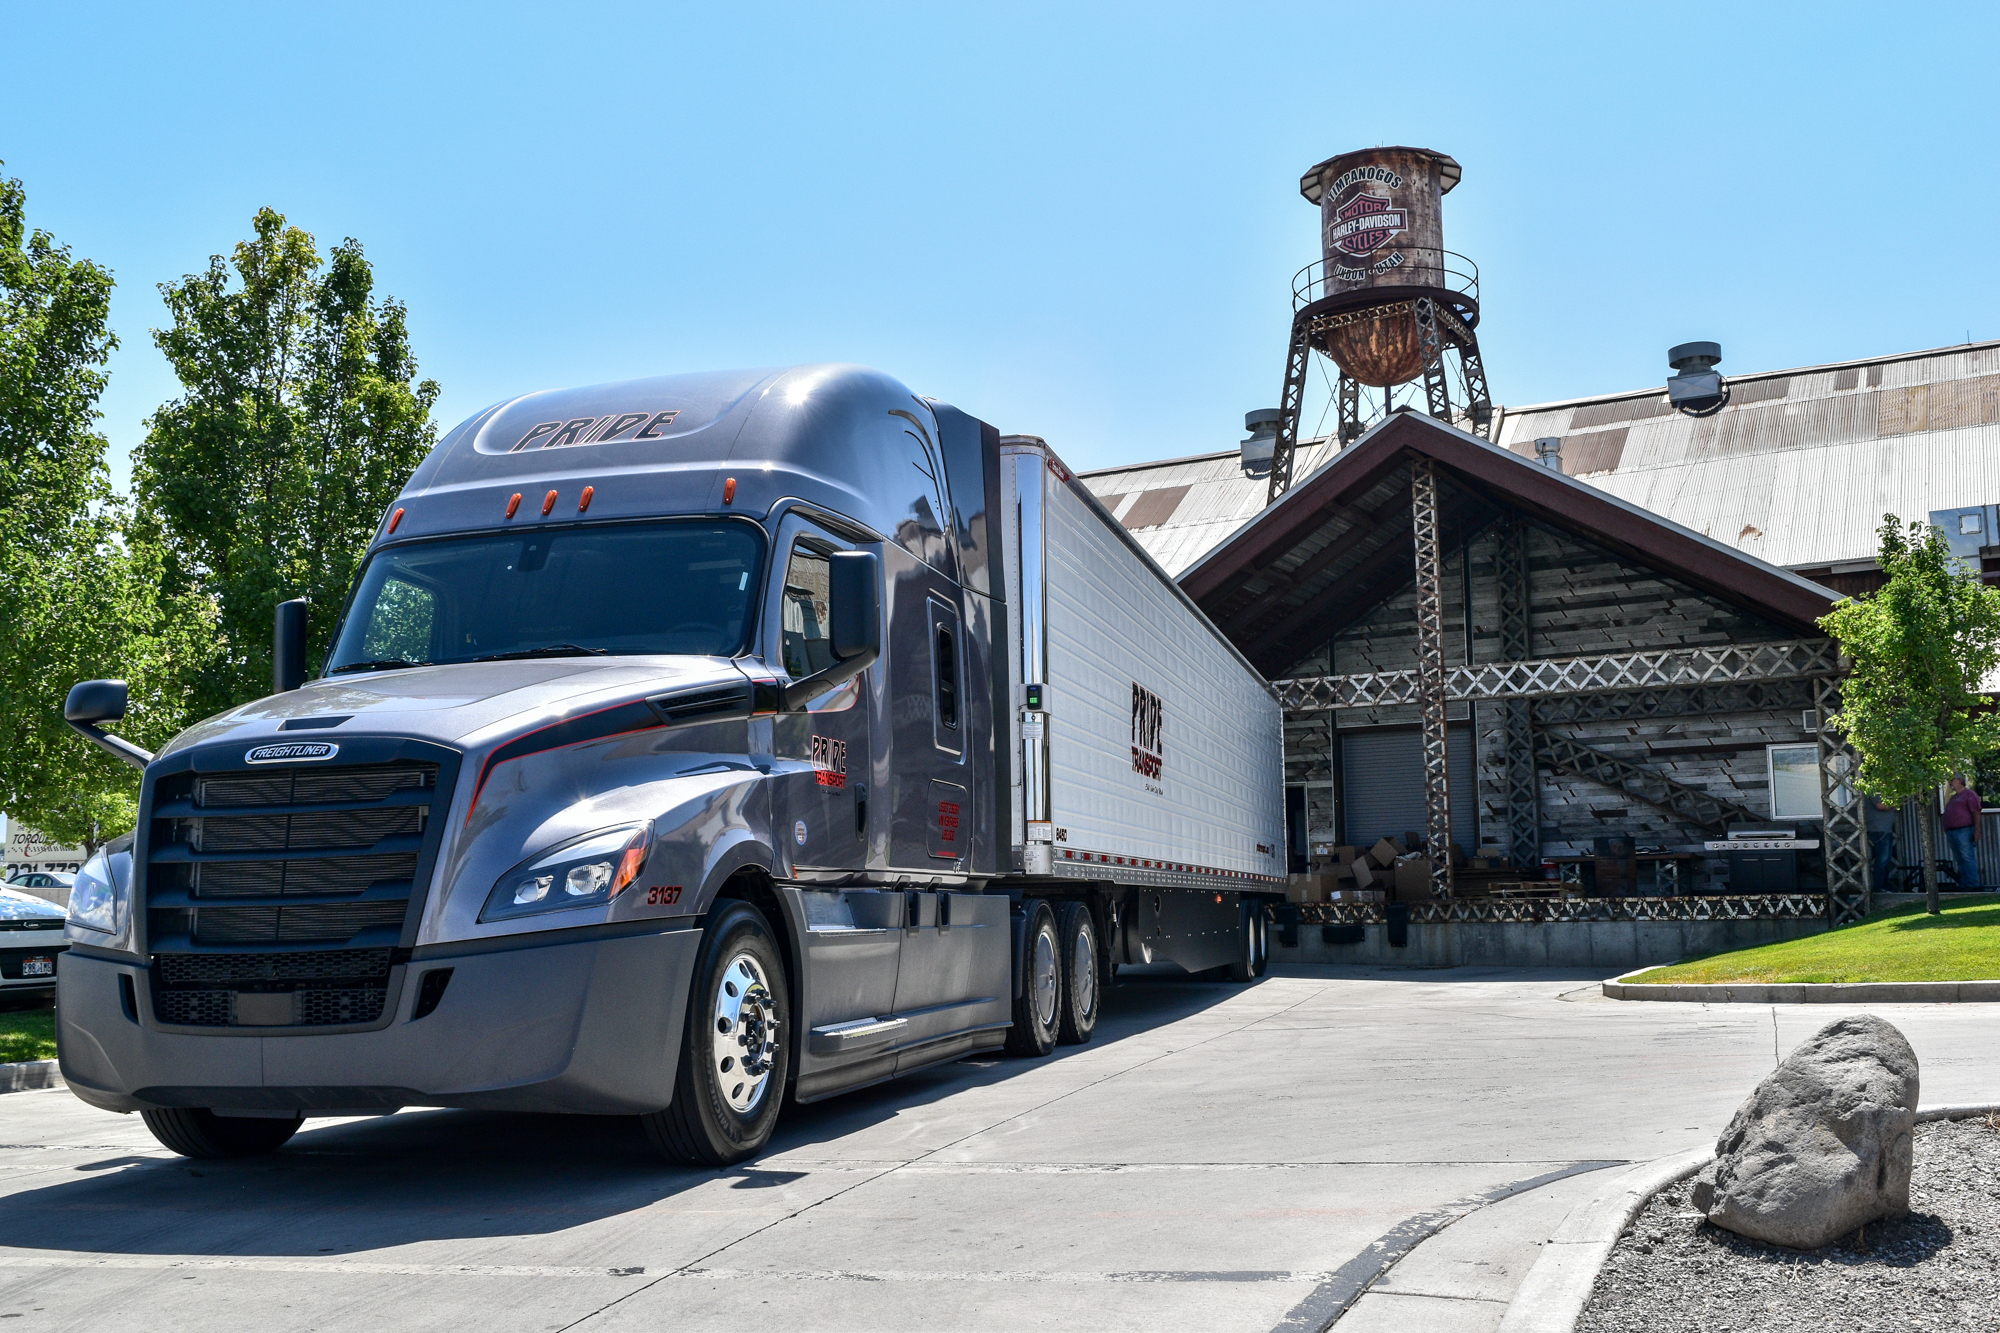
[1292, 252, 1479, 311]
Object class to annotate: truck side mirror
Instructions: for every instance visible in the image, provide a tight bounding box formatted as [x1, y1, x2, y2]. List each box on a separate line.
[62, 680, 152, 772]
[783, 549, 882, 711]
[274, 599, 309, 692]
[828, 550, 882, 662]
[65, 679, 128, 724]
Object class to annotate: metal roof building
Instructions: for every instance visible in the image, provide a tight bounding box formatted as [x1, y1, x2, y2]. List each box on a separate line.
[1082, 339, 2000, 589]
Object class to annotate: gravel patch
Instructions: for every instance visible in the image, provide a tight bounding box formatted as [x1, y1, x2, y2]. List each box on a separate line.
[1579, 1115, 2000, 1333]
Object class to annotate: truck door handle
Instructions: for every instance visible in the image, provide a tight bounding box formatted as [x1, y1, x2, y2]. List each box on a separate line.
[905, 890, 922, 932]
[854, 782, 868, 839]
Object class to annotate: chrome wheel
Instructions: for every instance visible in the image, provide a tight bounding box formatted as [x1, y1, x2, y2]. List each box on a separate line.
[1031, 927, 1059, 1029]
[711, 951, 779, 1114]
[1069, 927, 1097, 1024]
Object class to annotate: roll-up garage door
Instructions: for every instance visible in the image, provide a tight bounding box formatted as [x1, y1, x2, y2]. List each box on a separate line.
[1340, 726, 1476, 852]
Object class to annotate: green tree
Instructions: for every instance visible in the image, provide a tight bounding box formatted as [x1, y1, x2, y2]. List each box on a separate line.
[1820, 517, 2000, 913]
[136, 208, 438, 717]
[0, 166, 208, 853]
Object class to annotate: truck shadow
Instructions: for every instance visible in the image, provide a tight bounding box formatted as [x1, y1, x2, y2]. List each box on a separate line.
[0, 972, 1250, 1258]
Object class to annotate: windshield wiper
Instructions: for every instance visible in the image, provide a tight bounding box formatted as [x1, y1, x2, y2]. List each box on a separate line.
[472, 644, 611, 662]
[330, 659, 434, 675]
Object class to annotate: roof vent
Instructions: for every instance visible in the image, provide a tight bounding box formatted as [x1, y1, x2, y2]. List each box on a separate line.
[1534, 437, 1563, 473]
[1240, 408, 1281, 476]
[1667, 341, 1727, 416]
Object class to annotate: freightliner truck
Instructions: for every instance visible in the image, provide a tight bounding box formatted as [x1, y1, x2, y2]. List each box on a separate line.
[58, 365, 1283, 1165]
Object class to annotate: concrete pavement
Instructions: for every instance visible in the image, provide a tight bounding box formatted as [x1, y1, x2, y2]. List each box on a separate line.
[0, 966, 1991, 1332]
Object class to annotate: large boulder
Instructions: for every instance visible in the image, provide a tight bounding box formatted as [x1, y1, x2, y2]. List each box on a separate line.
[1690, 1014, 1918, 1249]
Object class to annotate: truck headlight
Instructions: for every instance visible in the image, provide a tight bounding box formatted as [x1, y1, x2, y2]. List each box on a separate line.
[66, 849, 125, 934]
[480, 822, 652, 923]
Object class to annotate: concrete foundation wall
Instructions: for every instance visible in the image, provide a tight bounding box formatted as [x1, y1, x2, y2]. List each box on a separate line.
[1271, 916, 1826, 972]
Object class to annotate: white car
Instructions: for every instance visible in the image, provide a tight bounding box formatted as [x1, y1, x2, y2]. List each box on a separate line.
[0, 885, 70, 999]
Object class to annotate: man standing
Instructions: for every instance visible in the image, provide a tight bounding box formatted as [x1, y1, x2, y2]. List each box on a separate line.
[1865, 795, 1899, 892]
[1942, 774, 1983, 891]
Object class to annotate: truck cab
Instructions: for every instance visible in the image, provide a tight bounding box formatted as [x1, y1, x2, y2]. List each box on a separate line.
[57, 364, 1279, 1165]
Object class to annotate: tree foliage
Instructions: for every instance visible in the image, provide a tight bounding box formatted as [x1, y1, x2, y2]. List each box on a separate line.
[136, 208, 438, 718]
[1821, 516, 2000, 908]
[0, 166, 209, 852]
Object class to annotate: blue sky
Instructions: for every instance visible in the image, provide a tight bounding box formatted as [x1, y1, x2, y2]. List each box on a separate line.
[8, 1, 2000, 489]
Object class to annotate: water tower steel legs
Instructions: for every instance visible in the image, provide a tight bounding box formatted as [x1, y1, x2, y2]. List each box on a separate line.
[1268, 315, 1314, 501]
[1411, 458, 1454, 898]
[1266, 301, 1496, 503]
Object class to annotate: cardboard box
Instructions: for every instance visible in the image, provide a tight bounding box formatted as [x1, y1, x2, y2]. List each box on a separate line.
[1369, 837, 1404, 869]
[1286, 873, 1333, 904]
[1350, 858, 1376, 890]
[1326, 888, 1386, 904]
[1394, 853, 1438, 900]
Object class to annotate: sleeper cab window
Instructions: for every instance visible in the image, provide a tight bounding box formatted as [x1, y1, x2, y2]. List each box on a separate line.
[929, 599, 961, 752]
[781, 542, 835, 679]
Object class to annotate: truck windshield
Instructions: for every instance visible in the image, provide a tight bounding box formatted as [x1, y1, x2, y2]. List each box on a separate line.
[326, 520, 763, 672]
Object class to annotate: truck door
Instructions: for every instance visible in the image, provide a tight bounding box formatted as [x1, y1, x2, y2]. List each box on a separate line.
[768, 521, 872, 876]
[884, 561, 971, 873]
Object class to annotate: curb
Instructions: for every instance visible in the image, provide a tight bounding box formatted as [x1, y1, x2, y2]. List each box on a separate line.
[1601, 968, 2000, 1003]
[0, 1060, 62, 1094]
[1495, 1102, 2000, 1333]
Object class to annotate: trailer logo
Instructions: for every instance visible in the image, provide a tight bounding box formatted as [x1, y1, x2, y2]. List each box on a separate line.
[508, 410, 680, 453]
[1326, 190, 1407, 259]
[810, 735, 847, 788]
[1130, 683, 1163, 786]
[245, 741, 339, 764]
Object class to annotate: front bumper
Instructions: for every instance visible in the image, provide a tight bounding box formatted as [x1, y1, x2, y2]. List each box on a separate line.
[56, 927, 700, 1116]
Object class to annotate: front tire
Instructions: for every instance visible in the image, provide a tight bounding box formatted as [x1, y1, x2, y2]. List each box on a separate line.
[1005, 900, 1060, 1056]
[1056, 902, 1100, 1045]
[140, 1108, 302, 1159]
[643, 900, 791, 1167]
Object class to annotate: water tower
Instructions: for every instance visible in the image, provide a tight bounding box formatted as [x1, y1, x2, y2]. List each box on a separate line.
[1265, 146, 1494, 499]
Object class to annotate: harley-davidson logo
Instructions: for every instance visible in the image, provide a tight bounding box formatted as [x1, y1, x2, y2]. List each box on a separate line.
[245, 741, 339, 764]
[1327, 191, 1407, 258]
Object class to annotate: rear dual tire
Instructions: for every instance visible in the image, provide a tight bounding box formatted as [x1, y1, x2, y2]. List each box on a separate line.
[1008, 900, 1101, 1054]
[1226, 901, 1268, 982]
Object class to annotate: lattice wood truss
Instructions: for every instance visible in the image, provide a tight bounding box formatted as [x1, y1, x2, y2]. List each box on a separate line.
[1273, 638, 1842, 711]
[1814, 678, 1871, 924]
[1531, 678, 1817, 726]
[1493, 514, 1539, 871]
[1533, 732, 1759, 834]
[1296, 894, 1828, 926]
[1410, 459, 1453, 897]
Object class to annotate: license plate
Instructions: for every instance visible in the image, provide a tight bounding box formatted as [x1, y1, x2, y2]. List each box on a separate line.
[20, 958, 52, 977]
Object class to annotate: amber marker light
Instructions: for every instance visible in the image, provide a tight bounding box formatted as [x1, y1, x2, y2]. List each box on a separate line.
[578, 485, 595, 512]
[611, 822, 653, 896]
[387, 507, 404, 533]
[541, 490, 558, 516]
[505, 492, 522, 518]
[722, 477, 737, 505]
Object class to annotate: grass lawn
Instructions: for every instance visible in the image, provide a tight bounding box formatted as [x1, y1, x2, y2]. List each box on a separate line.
[0, 1004, 56, 1063]
[1627, 894, 2000, 984]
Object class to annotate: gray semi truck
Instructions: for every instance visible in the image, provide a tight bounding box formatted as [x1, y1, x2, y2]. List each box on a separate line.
[57, 364, 1284, 1165]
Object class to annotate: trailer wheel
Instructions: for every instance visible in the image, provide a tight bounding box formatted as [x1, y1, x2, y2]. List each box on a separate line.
[1005, 900, 1060, 1057]
[1055, 902, 1100, 1045]
[1226, 901, 1267, 982]
[140, 1108, 302, 1159]
[643, 900, 791, 1166]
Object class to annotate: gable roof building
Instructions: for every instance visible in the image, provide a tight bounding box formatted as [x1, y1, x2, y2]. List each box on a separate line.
[1082, 339, 2000, 593]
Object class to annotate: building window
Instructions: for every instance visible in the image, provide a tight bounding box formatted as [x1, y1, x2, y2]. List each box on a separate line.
[1767, 744, 1820, 821]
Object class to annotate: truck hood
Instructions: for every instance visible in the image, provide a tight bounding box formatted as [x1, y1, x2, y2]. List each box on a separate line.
[157, 658, 751, 759]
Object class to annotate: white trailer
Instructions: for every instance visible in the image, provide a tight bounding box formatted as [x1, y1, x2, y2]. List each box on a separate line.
[1001, 436, 1285, 967]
